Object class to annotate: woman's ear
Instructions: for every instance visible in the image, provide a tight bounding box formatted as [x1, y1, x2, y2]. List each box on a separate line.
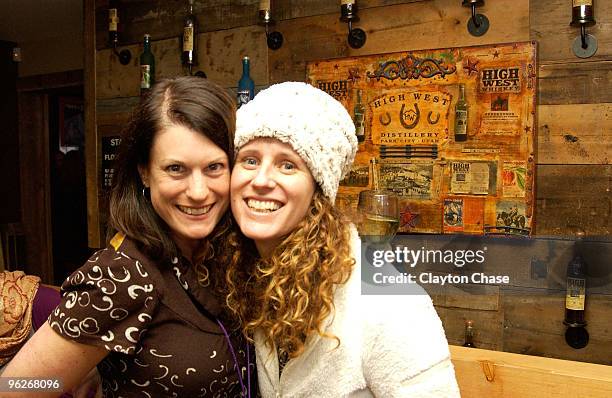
[137, 165, 149, 187]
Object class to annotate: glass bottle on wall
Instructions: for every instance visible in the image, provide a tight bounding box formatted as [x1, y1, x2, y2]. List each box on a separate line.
[237, 56, 255, 108]
[564, 247, 587, 327]
[564, 236, 589, 349]
[182, 0, 197, 75]
[463, 320, 476, 347]
[140, 34, 155, 95]
[108, 0, 119, 47]
[454, 84, 468, 142]
[354, 89, 366, 144]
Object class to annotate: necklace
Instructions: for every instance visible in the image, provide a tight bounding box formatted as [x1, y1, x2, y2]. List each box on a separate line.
[217, 318, 251, 398]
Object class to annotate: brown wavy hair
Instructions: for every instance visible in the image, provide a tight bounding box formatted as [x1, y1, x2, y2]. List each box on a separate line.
[225, 190, 355, 358]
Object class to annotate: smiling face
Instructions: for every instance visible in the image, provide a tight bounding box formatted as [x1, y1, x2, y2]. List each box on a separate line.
[139, 123, 230, 258]
[231, 138, 317, 257]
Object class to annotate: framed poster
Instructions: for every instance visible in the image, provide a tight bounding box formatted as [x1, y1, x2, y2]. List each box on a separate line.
[307, 41, 536, 236]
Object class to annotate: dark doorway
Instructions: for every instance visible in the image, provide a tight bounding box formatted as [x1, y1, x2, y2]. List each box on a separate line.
[47, 86, 92, 285]
[0, 40, 26, 273]
[0, 41, 21, 224]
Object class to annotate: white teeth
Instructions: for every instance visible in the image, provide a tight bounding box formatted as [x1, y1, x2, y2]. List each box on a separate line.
[177, 205, 212, 216]
[247, 199, 281, 213]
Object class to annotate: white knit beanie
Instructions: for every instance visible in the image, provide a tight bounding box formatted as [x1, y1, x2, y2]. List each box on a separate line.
[235, 82, 358, 202]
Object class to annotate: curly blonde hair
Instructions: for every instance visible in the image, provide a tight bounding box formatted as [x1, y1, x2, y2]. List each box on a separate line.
[225, 190, 355, 358]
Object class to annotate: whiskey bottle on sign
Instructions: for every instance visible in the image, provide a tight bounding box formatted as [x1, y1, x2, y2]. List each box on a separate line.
[140, 34, 155, 95]
[237, 56, 255, 108]
[454, 84, 468, 142]
[463, 320, 476, 347]
[182, 0, 197, 75]
[353, 89, 366, 143]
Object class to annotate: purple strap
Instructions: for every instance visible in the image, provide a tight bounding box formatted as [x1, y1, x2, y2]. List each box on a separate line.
[216, 318, 251, 398]
[32, 285, 61, 331]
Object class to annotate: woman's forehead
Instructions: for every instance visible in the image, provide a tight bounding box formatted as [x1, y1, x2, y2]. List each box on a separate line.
[240, 137, 295, 153]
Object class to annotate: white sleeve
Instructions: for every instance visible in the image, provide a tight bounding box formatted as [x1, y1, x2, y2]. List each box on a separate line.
[362, 293, 461, 398]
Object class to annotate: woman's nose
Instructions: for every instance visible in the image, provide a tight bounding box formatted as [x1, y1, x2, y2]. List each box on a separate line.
[186, 172, 210, 200]
[251, 166, 276, 189]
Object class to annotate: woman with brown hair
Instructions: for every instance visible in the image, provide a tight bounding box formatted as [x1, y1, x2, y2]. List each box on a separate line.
[226, 82, 460, 397]
[3, 77, 253, 397]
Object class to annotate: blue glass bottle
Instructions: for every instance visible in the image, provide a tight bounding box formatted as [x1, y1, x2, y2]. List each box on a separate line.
[237, 56, 254, 108]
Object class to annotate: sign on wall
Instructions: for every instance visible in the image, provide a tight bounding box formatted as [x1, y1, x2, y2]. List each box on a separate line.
[307, 41, 537, 236]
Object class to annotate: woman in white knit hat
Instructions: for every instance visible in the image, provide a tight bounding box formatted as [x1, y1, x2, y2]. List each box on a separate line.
[226, 82, 460, 397]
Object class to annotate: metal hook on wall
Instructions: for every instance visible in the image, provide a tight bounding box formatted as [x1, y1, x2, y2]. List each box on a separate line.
[340, 0, 367, 49]
[258, 0, 283, 50]
[462, 0, 490, 37]
[108, 3, 132, 65]
[570, 0, 597, 58]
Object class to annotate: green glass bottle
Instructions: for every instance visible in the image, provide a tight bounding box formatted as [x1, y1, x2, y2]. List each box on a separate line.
[354, 89, 366, 143]
[140, 34, 155, 95]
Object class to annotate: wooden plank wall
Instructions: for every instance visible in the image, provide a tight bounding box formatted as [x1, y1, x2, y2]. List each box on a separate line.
[91, 0, 611, 366]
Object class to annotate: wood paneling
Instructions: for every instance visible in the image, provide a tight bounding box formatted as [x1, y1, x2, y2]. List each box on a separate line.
[96, 97, 140, 124]
[502, 291, 612, 365]
[86, 0, 101, 248]
[95, 0, 427, 49]
[269, 0, 529, 83]
[539, 61, 612, 105]
[535, 165, 611, 236]
[531, 0, 612, 63]
[274, 0, 427, 20]
[96, 0, 256, 50]
[16, 70, 84, 93]
[430, 284, 500, 311]
[537, 103, 611, 165]
[96, 25, 268, 99]
[18, 93, 52, 282]
[437, 306, 504, 351]
[450, 346, 612, 398]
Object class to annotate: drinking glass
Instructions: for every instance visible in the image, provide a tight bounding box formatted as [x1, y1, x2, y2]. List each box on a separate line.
[357, 189, 400, 244]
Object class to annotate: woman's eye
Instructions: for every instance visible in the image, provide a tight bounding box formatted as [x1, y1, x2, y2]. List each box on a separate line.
[166, 164, 183, 173]
[208, 163, 225, 172]
[243, 158, 258, 166]
[281, 162, 295, 171]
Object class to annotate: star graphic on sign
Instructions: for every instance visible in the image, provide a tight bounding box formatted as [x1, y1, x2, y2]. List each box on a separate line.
[524, 126, 531, 133]
[334, 64, 340, 70]
[400, 207, 420, 229]
[462, 58, 479, 76]
[492, 50, 500, 58]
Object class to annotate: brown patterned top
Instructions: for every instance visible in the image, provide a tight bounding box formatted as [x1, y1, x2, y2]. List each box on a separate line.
[48, 234, 254, 398]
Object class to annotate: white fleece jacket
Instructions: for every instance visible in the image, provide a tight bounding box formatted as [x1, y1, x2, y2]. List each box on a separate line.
[254, 227, 461, 397]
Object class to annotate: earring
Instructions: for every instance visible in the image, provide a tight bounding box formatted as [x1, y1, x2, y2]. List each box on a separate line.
[142, 187, 150, 199]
